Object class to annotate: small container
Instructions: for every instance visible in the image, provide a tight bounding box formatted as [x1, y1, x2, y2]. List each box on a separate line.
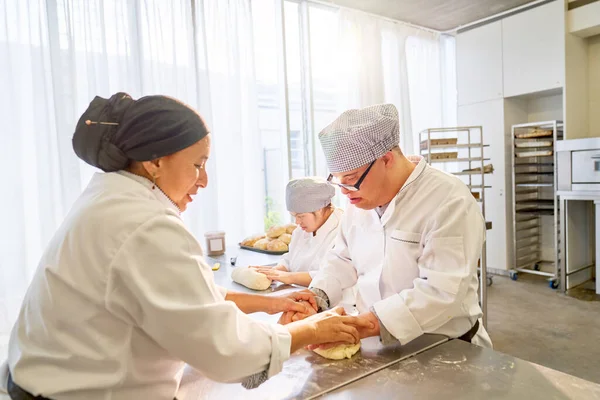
[205, 231, 226, 257]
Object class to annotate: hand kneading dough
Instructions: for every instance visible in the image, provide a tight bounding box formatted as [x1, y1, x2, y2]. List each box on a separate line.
[231, 267, 272, 290]
[312, 343, 361, 360]
[267, 225, 287, 238]
[278, 233, 292, 245]
[253, 238, 270, 250]
[267, 239, 288, 252]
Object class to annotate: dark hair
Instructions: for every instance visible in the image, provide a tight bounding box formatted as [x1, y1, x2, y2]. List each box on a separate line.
[72, 92, 209, 172]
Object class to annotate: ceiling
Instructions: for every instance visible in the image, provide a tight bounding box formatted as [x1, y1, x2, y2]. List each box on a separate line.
[322, 0, 540, 31]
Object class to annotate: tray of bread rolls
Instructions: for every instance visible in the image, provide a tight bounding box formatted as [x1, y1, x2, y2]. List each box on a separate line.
[239, 223, 296, 255]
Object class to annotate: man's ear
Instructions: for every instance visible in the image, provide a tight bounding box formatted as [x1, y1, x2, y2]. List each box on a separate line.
[382, 151, 395, 168]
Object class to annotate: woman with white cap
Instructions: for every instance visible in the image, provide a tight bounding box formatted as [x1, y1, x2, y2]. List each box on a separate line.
[253, 177, 343, 288]
[0, 93, 373, 400]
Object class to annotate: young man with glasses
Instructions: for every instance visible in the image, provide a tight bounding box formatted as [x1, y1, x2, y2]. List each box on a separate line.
[284, 104, 492, 349]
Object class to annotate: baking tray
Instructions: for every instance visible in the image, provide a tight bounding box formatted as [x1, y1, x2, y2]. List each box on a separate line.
[515, 149, 553, 158]
[515, 139, 553, 148]
[430, 151, 458, 160]
[239, 244, 288, 256]
[419, 138, 458, 149]
[515, 129, 553, 139]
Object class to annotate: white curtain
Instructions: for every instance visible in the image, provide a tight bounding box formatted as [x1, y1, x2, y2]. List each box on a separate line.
[0, 0, 261, 342]
[333, 7, 446, 156]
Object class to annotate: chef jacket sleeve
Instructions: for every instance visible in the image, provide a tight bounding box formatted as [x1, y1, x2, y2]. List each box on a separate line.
[105, 213, 291, 384]
[372, 195, 484, 345]
[309, 215, 358, 308]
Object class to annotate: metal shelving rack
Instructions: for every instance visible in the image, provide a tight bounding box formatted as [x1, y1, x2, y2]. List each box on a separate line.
[419, 126, 492, 328]
[510, 121, 563, 288]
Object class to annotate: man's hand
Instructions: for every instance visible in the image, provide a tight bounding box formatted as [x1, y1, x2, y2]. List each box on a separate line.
[306, 312, 379, 351]
[355, 311, 380, 339]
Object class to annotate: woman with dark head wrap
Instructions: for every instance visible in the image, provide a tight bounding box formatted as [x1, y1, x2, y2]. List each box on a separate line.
[0, 93, 372, 400]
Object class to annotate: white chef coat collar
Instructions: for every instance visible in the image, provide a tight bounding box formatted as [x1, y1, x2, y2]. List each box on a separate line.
[117, 170, 181, 215]
[379, 155, 427, 225]
[299, 207, 342, 239]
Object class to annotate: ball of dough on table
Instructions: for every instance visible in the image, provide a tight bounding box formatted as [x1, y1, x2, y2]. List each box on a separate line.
[278, 233, 292, 245]
[285, 224, 297, 234]
[253, 238, 270, 250]
[267, 239, 288, 252]
[241, 234, 266, 247]
[267, 225, 287, 238]
[312, 342, 361, 360]
[231, 267, 272, 290]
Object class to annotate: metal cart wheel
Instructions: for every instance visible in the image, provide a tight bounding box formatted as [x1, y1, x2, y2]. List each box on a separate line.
[509, 271, 518, 281]
[549, 279, 559, 289]
[487, 276, 493, 286]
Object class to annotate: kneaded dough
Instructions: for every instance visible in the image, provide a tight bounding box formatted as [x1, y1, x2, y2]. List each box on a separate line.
[267, 239, 288, 252]
[231, 267, 272, 290]
[312, 343, 361, 360]
[278, 233, 292, 245]
[253, 238, 270, 250]
[267, 225, 287, 238]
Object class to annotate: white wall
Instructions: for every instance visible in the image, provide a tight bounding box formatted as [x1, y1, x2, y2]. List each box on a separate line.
[528, 94, 564, 122]
[589, 35, 600, 137]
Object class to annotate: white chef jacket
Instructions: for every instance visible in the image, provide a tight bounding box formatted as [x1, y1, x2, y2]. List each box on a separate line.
[311, 156, 492, 348]
[0, 171, 290, 400]
[279, 208, 343, 278]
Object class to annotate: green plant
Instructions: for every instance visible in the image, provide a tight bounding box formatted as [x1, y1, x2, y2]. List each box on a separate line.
[264, 196, 282, 231]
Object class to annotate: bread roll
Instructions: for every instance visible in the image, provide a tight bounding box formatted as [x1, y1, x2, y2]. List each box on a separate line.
[241, 234, 266, 247]
[285, 224, 297, 234]
[253, 238, 270, 250]
[267, 225, 286, 238]
[267, 239, 288, 252]
[278, 233, 292, 245]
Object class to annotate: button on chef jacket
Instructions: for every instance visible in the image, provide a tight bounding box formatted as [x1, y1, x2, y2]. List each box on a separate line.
[279, 208, 344, 278]
[310, 156, 492, 347]
[0, 171, 290, 400]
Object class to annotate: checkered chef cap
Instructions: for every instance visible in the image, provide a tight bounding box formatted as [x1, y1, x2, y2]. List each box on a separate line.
[318, 104, 400, 173]
[286, 177, 335, 213]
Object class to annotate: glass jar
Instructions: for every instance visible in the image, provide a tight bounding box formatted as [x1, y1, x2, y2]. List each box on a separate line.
[205, 231, 226, 257]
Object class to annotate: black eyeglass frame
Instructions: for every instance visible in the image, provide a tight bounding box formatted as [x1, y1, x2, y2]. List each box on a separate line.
[327, 160, 376, 192]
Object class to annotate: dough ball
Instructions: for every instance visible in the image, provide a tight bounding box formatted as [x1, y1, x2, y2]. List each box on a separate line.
[267, 225, 286, 238]
[231, 267, 272, 291]
[312, 342, 361, 360]
[285, 224, 297, 234]
[253, 238, 270, 250]
[278, 233, 292, 245]
[241, 234, 266, 247]
[267, 239, 288, 252]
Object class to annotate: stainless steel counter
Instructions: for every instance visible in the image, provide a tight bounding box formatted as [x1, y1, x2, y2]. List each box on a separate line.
[325, 339, 600, 399]
[178, 334, 447, 400]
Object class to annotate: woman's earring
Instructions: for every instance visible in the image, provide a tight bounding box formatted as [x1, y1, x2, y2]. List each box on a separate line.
[152, 173, 156, 190]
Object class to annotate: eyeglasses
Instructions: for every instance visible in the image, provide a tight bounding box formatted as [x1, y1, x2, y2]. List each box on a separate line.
[327, 161, 375, 192]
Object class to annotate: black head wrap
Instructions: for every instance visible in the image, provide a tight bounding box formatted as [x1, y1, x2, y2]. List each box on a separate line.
[72, 92, 209, 172]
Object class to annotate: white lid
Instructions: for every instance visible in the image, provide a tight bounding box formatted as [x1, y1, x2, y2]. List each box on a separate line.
[205, 231, 226, 238]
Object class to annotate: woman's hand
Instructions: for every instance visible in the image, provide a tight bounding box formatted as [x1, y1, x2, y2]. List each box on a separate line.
[259, 269, 295, 285]
[266, 289, 317, 315]
[285, 307, 375, 353]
